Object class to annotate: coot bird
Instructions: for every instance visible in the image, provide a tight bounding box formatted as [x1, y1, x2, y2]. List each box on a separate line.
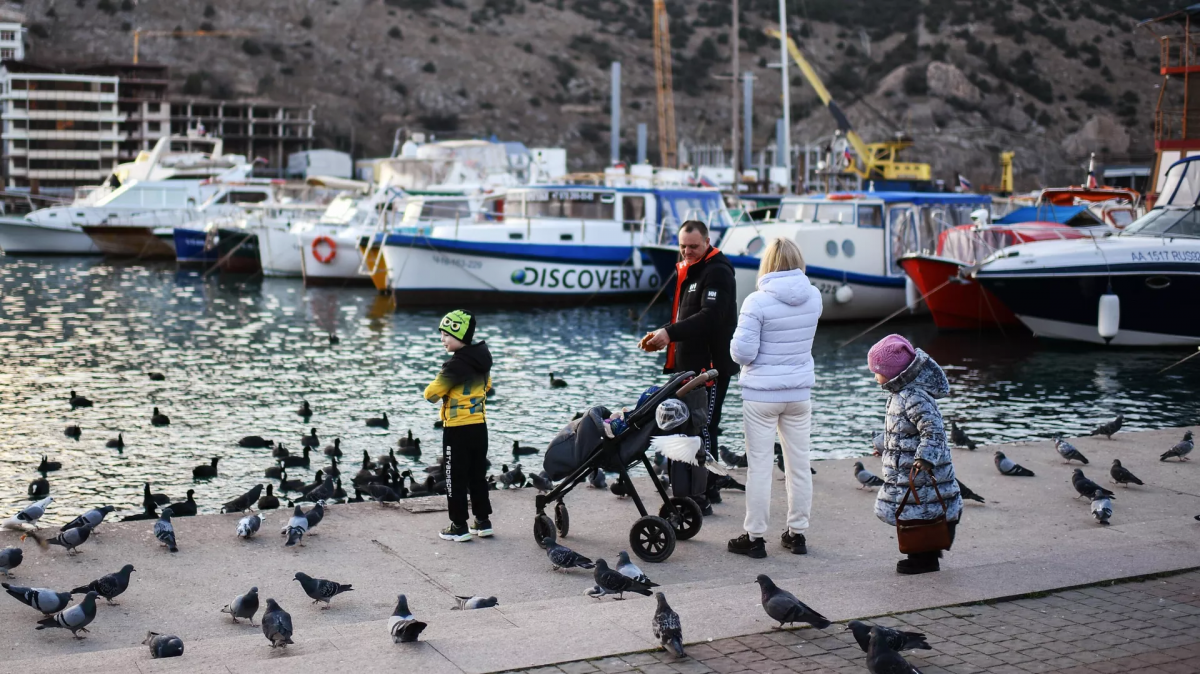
[257, 484, 280, 510]
[512, 440, 538, 456]
[38, 455, 62, 473]
[69, 390, 93, 409]
[106, 433, 124, 449]
[192, 458, 220, 479]
[264, 465, 283, 479]
[549, 373, 568, 388]
[297, 401, 313, 418]
[151, 407, 170, 427]
[397, 438, 421, 458]
[366, 413, 389, 429]
[28, 477, 49, 498]
[300, 428, 319, 448]
[282, 446, 311, 468]
[168, 490, 197, 517]
[239, 436, 274, 449]
[147, 372, 166, 381]
[323, 438, 342, 458]
[64, 424, 82, 439]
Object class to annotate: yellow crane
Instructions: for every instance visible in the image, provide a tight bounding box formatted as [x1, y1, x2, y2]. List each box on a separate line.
[133, 29, 256, 64]
[765, 28, 932, 182]
[652, 0, 677, 168]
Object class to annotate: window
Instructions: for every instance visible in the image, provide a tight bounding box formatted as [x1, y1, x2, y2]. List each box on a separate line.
[148, 122, 161, 132]
[10, 100, 24, 109]
[814, 203, 854, 224]
[224, 191, 269, 204]
[0, 49, 14, 60]
[857, 205, 883, 228]
[778, 202, 816, 222]
[523, 190, 614, 220]
[622, 195, 645, 231]
[100, 83, 115, 93]
[0, 31, 16, 41]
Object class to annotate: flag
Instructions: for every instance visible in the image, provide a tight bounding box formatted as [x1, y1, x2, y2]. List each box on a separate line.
[697, 175, 715, 187]
[1086, 152, 1098, 188]
[842, 146, 853, 166]
[958, 174, 972, 191]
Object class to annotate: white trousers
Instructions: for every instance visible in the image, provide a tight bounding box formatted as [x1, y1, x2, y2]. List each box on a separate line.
[742, 399, 813, 538]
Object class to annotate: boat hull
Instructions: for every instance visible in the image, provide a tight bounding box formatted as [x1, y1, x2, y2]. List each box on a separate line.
[298, 228, 374, 287]
[257, 224, 303, 278]
[726, 253, 906, 321]
[899, 256, 1019, 330]
[215, 229, 261, 274]
[173, 227, 216, 266]
[0, 218, 100, 254]
[81, 226, 176, 260]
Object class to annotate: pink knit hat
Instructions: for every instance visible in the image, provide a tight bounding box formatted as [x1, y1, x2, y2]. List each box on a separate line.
[868, 334, 916, 381]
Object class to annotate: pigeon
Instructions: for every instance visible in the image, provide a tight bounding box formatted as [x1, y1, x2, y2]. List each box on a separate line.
[301, 475, 336, 503]
[652, 592, 685, 658]
[2, 583, 72, 614]
[610, 476, 632, 498]
[258, 484, 280, 510]
[854, 461, 885, 488]
[499, 463, 526, 489]
[221, 586, 260, 624]
[192, 457, 220, 479]
[237, 514, 262, 539]
[223, 484, 264, 513]
[950, 421, 977, 450]
[1072, 468, 1115, 500]
[71, 564, 134, 604]
[364, 482, 402, 504]
[755, 574, 830, 629]
[994, 451, 1034, 477]
[451, 595, 499, 610]
[1110, 459, 1143, 487]
[64, 424, 82, 439]
[544, 538, 595, 571]
[867, 626, 923, 674]
[720, 445, 748, 468]
[1161, 431, 1195, 462]
[389, 594, 428, 643]
[7, 496, 52, 529]
[69, 390, 93, 409]
[1053, 436, 1089, 464]
[143, 632, 184, 658]
[529, 471, 555, 493]
[616, 551, 658, 587]
[304, 503, 325, 530]
[154, 511, 178, 552]
[956, 479, 985, 504]
[588, 467, 608, 490]
[1091, 414, 1124, 439]
[239, 436, 274, 448]
[0, 547, 22, 576]
[592, 558, 653, 600]
[512, 440, 539, 456]
[847, 620, 931, 652]
[366, 412, 390, 428]
[62, 505, 115, 533]
[262, 598, 294, 648]
[1091, 489, 1113, 526]
[283, 505, 309, 547]
[36, 590, 98, 638]
[43, 523, 92, 555]
[294, 571, 353, 607]
[151, 407, 170, 426]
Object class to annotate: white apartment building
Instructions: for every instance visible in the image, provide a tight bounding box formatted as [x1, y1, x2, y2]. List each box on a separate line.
[0, 22, 23, 62]
[0, 64, 125, 190]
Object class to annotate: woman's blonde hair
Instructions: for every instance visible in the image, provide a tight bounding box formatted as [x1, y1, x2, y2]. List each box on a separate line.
[757, 237, 806, 279]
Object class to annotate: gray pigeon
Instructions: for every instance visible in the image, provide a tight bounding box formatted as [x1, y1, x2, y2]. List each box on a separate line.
[994, 451, 1034, 477]
[1091, 490, 1113, 526]
[365, 482, 402, 504]
[652, 592, 685, 658]
[71, 564, 134, 605]
[2, 583, 72, 615]
[0, 547, 22, 576]
[854, 461, 884, 488]
[1161, 431, 1195, 462]
[301, 475, 335, 503]
[847, 620, 931, 652]
[452, 595, 499, 610]
[221, 586, 260, 624]
[529, 471, 554, 493]
[867, 626, 923, 673]
[261, 598, 294, 648]
[304, 503, 325, 530]
[544, 538, 595, 571]
[389, 594, 428, 643]
[154, 511, 178, 552]
[587, 467, 608, 489]
[616, 551, 658, 587]
[755, 574, 830, 629]
[222, 484, 264, 514]
[1110, 459, 1143, 487]
[499, 464, 526, 489]
[1072, 469, 1115, 500]
[720, 446, 748, 468]
[871, 433, 885, 454]
[1091, 414, 1124, 440]
[294, 571, 353, 608]
[956, 480, 985, 504]
[237, 514, 261, 539]
[592, 558, 653, 600]
[1053, 436, 1088, 464]
[950, 421, 976, 450]
[61, 506, 115, 533]
[283, 505, 308, 547]
[36, 590, 98, 638]
[8, 496, 53, 528]
[143, 632, 184, 658]
[42, 523, 92, 555]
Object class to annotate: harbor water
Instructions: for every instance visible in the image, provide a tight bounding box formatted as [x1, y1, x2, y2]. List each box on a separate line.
[3, 257, 1198, 521]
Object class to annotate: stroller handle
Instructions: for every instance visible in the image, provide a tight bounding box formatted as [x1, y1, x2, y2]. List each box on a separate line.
[676, 369, 717, 397]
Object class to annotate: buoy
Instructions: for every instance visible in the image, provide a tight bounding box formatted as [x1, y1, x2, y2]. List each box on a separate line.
[905, 276, 920, 311]
[1098, 293, 1120, 340]
[631, 246, 643, 271]
[834, 284, 854, 304]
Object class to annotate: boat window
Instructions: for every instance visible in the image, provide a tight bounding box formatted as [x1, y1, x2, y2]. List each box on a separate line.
[778, 202, 816, 222]
[622, 196, 645, 231]
[1166, 210, 1200, 237]
[226, 191, 269, 204]
[1123, 208, 1187, 237]
[815, 203, 854, 224]
[1107, 209, 1135, 228]
[525, 190, 614, 220]
[888, 206, 918, 274]
[424, 199, 472, 219]
[857, 205, 883, 228]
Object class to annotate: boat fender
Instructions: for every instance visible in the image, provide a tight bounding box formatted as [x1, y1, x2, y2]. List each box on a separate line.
[834, 284, 854, 305]
[905, 276, 920, 311]
[631, 246, 643, 271]
[1098, 293, 1120, 341]
[312, 236, 337, 264]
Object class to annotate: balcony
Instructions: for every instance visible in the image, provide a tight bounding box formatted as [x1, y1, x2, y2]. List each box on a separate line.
[8, 111, 127, 123]
[21, 168, 110, 180]
[4, 90, 119, 103]
[27, 149, 118, 160]
[5, 129, 127, 142]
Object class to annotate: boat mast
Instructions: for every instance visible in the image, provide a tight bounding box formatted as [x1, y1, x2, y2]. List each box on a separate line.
[731, 0, 740, 184]
[776, 0, 792, 192]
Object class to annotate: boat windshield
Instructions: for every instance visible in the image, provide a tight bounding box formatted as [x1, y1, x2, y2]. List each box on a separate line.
[1121, 207, 1200, 238]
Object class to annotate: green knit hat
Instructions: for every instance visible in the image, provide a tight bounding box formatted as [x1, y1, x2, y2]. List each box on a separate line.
[439, 309, 476, 344]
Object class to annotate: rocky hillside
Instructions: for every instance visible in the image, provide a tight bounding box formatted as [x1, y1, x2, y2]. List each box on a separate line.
[12, 0, 1177, 189]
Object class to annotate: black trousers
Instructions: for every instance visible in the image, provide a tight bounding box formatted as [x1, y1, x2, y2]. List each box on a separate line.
[442, 423, 492, 525]
[669, 377, 729, 504]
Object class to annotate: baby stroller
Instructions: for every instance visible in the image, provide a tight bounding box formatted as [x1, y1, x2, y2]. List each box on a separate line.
[536, 369, 716, 563]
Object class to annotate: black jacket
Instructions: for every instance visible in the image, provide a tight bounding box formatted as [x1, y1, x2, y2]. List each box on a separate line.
[664, 248, 738, 377]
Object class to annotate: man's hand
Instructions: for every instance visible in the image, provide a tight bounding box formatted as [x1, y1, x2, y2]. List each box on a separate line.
[640, 328, 670, 352]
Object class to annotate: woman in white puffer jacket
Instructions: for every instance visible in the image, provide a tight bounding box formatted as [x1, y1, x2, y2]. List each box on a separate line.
[725, 237, 822, 559]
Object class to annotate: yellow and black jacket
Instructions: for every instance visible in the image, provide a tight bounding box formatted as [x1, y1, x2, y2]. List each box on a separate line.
[424, 341, 492, 427]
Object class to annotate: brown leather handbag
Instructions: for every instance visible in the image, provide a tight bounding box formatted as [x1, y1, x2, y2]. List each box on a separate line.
[895, 465, 952, 554]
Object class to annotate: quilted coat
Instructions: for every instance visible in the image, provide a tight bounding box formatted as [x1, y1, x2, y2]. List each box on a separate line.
[729, 268, 822, 403]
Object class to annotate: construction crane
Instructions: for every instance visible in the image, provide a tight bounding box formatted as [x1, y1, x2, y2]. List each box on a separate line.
[652, 0, 678, 168]
[133, 29, 256, 64]
[765, 28, 932, 183]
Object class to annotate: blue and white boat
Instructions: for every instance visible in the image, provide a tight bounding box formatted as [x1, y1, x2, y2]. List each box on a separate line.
[712, 191, 993, 320]
[378, 184, 730, 304]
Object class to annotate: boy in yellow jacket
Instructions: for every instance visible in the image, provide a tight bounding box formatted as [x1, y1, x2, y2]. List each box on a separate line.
[425, 309, 493, 541]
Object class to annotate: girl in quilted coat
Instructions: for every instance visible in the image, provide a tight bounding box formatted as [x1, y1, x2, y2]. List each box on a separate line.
[868, 334, 962, 575]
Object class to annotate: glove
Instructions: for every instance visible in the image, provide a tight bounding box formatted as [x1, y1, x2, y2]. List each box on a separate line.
[913, 458, 934, 474]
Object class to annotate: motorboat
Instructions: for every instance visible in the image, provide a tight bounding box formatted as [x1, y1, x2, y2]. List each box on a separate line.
[974, 156, 1200, 346]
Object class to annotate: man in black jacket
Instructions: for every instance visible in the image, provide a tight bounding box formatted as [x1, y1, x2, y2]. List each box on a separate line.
[642, 220, 738, 514]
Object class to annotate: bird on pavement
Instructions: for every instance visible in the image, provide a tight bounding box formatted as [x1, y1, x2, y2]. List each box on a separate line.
[544, 538, 594, 571]
[956, 479, 985, 504]
[282, 505, 308, 547]
[1072, 469, 1115, 500]
[867, 626, 924, 673]
[720, 445, 748, 468]
[652, 592, 686, 658]
[6, 496, 53, 529]
[994, 451, 1034, 477]
[1161, 431, 1194, 462]
[950, 421, 976, 450]
[154, 511, 178, 552]
[221, 586, 260, 625]
[847, 620, 931, 653]
[389, 594, 428, 643]
[62, 505, 115, 534]
[755, 574, 831, 629]
[237, 514, 261, 539]
[222, 484, 264, 514]
[1091, 490, 1113, 526]
[854, 462, 885, 489]
[142, 632, 184, 658]
[499, 463, 526, 489]
[36, 591, 97, 639]
[1053, 436, 1089, 464]
[261, 598, 294, 648]
[40, 523, 92, 555]
[1091, 414, 1124, 439]
[71, 564, 134, 605]
[587, 467, 608, 490]
[303, 502, 324, 530]
[2, 583, 72, 615]
[591, 558, 653, 600]
[294, 571, 353, 608]
[452, 595, 498, 610]
[1110, 459, 1143, 487]
[617, 551, 659, 587]
[528, 471, 554, 493]
[0, 547, 22, 576]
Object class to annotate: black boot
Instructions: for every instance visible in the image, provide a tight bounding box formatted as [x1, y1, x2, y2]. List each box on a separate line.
[896, 552, 940, 575]
[693, 494, 713, 516]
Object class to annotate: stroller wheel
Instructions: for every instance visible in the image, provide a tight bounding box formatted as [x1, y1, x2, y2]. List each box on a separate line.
[554, 501, 570, 538]
[629, 515, 676, 563]
[659, 496, 703, 541]
[534, 514, 555, 548]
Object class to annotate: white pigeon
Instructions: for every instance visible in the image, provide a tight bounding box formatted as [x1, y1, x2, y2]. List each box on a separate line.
[4, 497, 52, 530]
[237, 514, 261, 539]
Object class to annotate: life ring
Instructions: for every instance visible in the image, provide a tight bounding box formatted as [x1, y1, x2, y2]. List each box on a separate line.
[312, 236, 336, 264]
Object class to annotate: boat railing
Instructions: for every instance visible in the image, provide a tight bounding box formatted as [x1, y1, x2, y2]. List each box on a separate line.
[939, 223, 1097, 265]
[358, 193, 407, 278]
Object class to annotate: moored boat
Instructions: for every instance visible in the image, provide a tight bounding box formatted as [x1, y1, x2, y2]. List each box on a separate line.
[0, 214, 99, 255]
